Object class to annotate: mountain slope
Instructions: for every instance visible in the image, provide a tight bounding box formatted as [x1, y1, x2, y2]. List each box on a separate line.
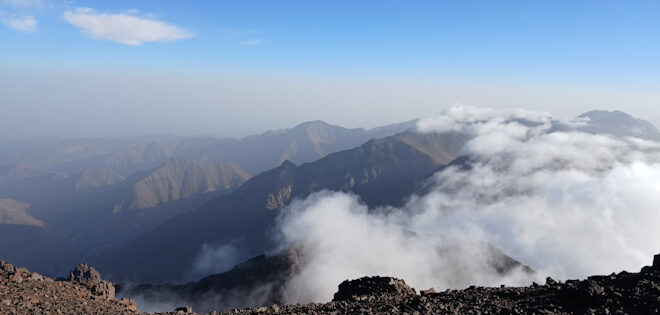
[73, 168, 125, 189]
[116, 158, 250, 211]
[576, 110, 660, 141]
[103, 131, 471, 283]
[0, 199, 43, 227]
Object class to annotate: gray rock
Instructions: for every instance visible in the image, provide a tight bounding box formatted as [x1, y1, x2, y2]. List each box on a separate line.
[69, 263, 115, 300]
[70, 263, 102, 287]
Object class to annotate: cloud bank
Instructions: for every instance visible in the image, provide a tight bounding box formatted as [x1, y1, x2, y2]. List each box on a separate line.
[63, 8, 192, 46]
[273, 105, 660, 303]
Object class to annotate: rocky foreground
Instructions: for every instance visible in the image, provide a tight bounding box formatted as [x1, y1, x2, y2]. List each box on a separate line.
[2, 254, 660, 315]
[1, 261, 137, 315]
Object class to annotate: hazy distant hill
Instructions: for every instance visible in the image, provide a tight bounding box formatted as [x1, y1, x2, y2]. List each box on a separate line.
[73, 168, 125, 189]
[0, 164, 70, 203]
[0, 158, 250, 277]
[171, 120, 416, 175]
[0, 121, 414, 178]
[0, 199, 43, 227]
[576, 110, 660, 141]
[0, 136, 178, 174]
[103, 131, 470, 283]
[115, 158, 250, 211]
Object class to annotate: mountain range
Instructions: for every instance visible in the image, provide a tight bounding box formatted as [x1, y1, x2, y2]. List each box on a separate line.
[0, 119, 414, 276]
[101, 130, 471, 283]
[1, 109, 658, 291]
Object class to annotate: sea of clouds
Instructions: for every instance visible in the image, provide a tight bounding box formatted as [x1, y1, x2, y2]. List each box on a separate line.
[274, 105, 660, 303]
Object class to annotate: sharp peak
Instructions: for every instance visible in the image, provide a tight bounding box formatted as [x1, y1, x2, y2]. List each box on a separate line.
[279, 160, 297, 168]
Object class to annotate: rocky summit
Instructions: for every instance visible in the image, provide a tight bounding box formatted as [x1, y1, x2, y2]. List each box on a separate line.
[0, 260, 137, 315]
[2, 254, 660, 314]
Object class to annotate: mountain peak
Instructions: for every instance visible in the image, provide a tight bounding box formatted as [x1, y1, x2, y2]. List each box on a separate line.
[279, 160, 297, 168]
[576, 110, 660, 141]
[297, 120, 330, 128]
[578, 110, 632, 120]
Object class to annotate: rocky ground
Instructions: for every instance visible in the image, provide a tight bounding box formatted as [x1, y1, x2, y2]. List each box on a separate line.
[1, 260, 137, 315]
[2, 254, 660, 314]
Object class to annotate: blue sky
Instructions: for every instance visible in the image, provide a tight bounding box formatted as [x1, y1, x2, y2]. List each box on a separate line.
[1, 0, 659, 139]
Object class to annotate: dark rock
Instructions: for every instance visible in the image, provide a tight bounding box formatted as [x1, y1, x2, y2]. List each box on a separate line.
[0, 261, 15, 274]
[653, 254, 660, 270]
[333, 276, 417, 301]
[175, 306, 192, 314]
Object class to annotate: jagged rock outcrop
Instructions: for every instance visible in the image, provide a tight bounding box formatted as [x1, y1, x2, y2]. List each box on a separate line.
[70, 263, 116, 300]
[1, 260, 137, 314]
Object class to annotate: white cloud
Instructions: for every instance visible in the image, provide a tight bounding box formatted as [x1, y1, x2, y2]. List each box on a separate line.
[62, 7, 192, 46]
[272, 106, 660, 303]
[1, 14, 36, 31]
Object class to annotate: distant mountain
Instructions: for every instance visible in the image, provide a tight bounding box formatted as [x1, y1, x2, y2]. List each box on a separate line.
[0, 164, 70, 203]
[576, 110, 660, 141]
[0, 199, 43, 227]
[170, 120, 415, 175]
[102, 131, 470, 283]
[118, 249, 303, 312]
[0, 136, 176, 174]
[115, 158, 250, 212]
[73, 168, 125, 189]
[0, 158, 250, 277]
[0, 120, 414, 177]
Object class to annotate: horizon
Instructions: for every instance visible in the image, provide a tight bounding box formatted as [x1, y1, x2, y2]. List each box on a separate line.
[2, 0, 659, 140]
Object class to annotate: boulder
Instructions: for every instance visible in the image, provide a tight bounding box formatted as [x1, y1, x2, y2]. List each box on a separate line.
[333, 276, 417, 301]
[420, 288, 437, 296]
[0, 260, 15, 273]
[69, 263, 115, 300]
[70, 263, 102, 287]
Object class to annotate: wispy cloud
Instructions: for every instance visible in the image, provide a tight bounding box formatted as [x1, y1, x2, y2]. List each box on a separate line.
[1, 14, 36, 31]
[62, 7, 192, 46]
[238, 39, 266, 46]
